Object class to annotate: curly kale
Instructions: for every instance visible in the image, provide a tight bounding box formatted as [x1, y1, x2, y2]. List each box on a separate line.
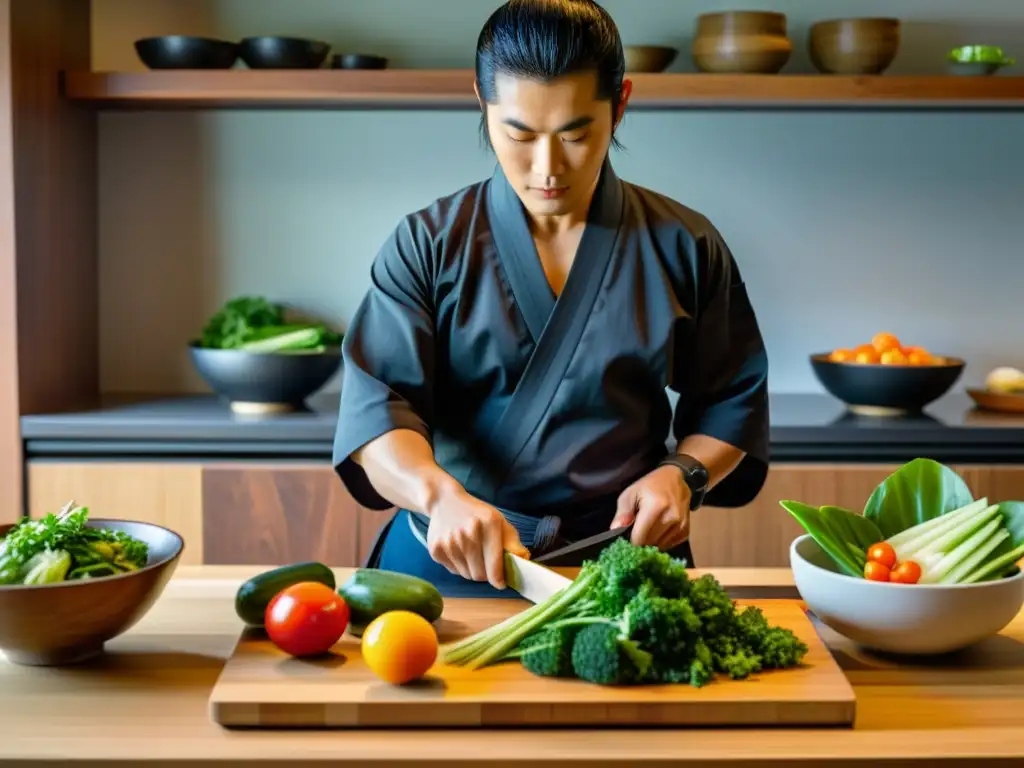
[442, 539, 810, 688]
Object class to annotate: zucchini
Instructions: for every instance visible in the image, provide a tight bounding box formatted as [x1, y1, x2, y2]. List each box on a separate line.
[338, 569, 444, 636]
[235, 561, 335, 626]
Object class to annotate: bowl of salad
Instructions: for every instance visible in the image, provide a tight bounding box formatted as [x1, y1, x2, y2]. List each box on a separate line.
[783, 458, 1024, 655]
[190, 295, 343, 415]
[0, 502, 184, 666]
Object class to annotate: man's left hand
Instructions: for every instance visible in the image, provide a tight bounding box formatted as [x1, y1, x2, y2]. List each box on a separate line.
[610, 465, 691, 551]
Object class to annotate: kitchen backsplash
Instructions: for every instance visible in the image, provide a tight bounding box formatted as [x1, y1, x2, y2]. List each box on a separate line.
[93, 0, 1024, 395]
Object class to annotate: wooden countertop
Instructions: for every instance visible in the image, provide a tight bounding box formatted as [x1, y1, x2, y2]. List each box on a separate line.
[3, 565, 1024, 767]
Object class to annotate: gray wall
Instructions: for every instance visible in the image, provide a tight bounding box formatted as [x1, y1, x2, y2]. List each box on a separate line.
[93, 0, 1024, 395]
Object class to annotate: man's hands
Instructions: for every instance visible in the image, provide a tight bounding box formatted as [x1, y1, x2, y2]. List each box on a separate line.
[425, 486, 529, 590]
[610, 465, 692, 551]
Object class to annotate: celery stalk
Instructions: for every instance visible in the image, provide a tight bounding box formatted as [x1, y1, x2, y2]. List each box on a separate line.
[961, 542, 1024, 584]
[885, 498, 988, 550]
[919, 516, 1002, 583]
[940, 528, 1010, 584]
[896, 504, 1000, 563]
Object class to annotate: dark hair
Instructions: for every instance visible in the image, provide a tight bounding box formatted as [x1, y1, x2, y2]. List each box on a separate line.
[474, 0, 626, 149]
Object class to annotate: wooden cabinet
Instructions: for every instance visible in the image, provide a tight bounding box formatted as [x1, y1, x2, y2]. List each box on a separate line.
[690, 463, 1024, 568]
[26, 460, 1024, 570]
[25, 461, 392, 568]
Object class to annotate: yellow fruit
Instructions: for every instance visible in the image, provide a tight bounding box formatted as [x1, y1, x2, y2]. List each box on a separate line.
[361, 610, 438, 685]
[880, 348, 907, 365]
[829, 348, 855, 362]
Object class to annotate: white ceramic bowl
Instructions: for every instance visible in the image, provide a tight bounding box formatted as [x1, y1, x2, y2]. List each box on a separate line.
[790, 533, 1024, 655]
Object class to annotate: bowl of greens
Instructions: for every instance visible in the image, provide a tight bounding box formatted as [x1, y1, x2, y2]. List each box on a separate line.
[783, 458, 1024, 655]
[190, 295, 343, 415]
[0, 502, 184, 666]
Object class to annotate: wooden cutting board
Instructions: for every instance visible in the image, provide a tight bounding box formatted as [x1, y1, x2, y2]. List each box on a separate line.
[208, 598, 855, 729]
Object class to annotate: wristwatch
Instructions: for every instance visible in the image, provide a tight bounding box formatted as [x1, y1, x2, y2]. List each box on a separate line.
[659, 453, 709, 511]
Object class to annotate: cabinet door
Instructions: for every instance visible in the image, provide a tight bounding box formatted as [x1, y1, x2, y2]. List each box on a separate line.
[26, 461, 205, 565]
[202, 464, 388, 567]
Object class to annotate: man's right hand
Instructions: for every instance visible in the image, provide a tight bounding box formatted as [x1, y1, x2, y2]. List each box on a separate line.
[424, 487, 529, 590]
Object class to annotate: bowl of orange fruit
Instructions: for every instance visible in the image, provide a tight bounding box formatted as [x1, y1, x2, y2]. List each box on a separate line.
[810, 332, 965, 416]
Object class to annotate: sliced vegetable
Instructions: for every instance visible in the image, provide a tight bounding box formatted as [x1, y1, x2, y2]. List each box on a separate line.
[265, 581, 349, 657]
[779, 501, 882, 577]
[337, 568, 444, 637]
[361, 610, 439, 685]
[235, 561, 336, 626]
[197, 295, 342, 351]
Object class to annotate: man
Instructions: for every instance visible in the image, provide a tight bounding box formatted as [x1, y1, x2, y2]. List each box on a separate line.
[333, 0, 770, 597]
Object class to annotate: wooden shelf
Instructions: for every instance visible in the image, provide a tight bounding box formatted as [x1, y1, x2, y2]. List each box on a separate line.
[64, 69, 1024, 111]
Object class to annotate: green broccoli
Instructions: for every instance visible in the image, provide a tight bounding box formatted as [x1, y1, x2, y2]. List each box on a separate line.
[570, 622, 652, 685]
[441, 538, 810, 688]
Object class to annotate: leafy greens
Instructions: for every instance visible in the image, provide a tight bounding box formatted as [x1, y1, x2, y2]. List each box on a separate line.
[781, 458, 1024, 582]
[0, 502, 149, 585]
[197, 295, 342, 351]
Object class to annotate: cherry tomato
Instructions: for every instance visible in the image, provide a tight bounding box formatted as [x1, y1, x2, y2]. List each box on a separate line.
[890, 560, 922, 584]
[361, 610, 438, 685]
[866, 541, 897, 569]
[863, 560, 891, 582]
[265, 581, 349, 657]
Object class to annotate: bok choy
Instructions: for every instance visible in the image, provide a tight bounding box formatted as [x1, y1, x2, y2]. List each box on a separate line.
[781, 458, 1024, 585]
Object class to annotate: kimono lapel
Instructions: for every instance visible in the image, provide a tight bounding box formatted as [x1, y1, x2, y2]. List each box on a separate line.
[470, 158, 626, 500]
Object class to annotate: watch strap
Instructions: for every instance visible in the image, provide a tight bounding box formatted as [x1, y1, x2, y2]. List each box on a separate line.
[658, 454, 709, 511]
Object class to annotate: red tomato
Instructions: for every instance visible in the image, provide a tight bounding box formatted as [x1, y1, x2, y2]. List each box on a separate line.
[867, 541, 897, 569]
[890, 560, 922, 584]
[863, 560, 891, 582]
[265, 581, 349, 657]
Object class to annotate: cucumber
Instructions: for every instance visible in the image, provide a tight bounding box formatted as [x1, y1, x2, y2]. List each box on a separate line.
[235, 561, 335, 626]
[338, 569, 444, 636]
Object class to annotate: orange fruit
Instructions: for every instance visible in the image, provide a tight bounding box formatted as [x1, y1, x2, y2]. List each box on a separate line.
[903, 346, 933, 365]
[829, 348, 855, 362]
[854, 345, 880, 364]
[880, 348, 908, 365]
[361, 610, 438, 685]
[872, 332, 901, 353]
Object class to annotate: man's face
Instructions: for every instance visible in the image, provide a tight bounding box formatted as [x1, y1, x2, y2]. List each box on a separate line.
[482, 71, 626, 219]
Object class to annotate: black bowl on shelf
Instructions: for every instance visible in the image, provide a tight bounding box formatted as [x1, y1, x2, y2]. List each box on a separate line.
[189, 344, 341, 415]
[809, 353, 965, 416]
[134, 36, 240, 69]
[239, 36, 331, 69]
[331, 53, 388, 70]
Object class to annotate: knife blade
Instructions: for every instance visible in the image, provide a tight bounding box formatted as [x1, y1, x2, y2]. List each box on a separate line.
[533, 523, 634, 566]
[503, 552, 573, 604]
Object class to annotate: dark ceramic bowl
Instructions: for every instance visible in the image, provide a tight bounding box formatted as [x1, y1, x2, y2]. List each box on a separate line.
[331, 53, 389, 70]
[0, 519, 184, 666]
[239, 36, 331, 69]
[134, 36, 239, 69]
[810, 353, 965, 415]
[189, 344, 341, 414]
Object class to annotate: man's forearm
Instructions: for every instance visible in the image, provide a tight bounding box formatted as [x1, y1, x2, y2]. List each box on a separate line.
[676, 434, 746, 490]
[352, 429, 462, 517]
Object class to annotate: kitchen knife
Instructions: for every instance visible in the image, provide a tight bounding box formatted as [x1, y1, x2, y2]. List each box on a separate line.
[532, 523, 634, 566]
[503, 552, 573, 604]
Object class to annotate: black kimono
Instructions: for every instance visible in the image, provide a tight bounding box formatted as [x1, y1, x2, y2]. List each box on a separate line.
[333, 158, 770, 597]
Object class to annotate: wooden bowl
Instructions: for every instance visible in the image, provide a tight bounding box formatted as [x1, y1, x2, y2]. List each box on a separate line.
[0, 519, 184, 666]
[692, 11, 793, 74]
[809, 353, 964, 416]
[809, 18, 901, 75]
[623, 45, 678, 73]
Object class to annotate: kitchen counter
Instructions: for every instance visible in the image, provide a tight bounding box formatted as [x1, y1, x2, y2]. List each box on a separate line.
[19, 391, 1024, 462]
[2, 565, 1022, 767]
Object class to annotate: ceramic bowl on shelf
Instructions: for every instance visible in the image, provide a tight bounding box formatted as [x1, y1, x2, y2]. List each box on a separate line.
[809, 18, 901, 75]
[948, 45, 1015, 76]
[239, 36, 331, 69]
[623, 45, 678, 73]
[189, 344, 341, 415]
[134, 36, 240, 69]
[791, 534, 1024, 655]
[331, 53, 388, 70]
[0, 519, 184, 666]
[809, 352, 965, 416]
[691, 11, 793, 74]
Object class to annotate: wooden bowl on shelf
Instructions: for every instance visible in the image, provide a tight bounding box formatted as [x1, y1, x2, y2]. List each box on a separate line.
[809, 18, 901, 75]
[623, 45, 678, 73]
[692, 11, 793, 74]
